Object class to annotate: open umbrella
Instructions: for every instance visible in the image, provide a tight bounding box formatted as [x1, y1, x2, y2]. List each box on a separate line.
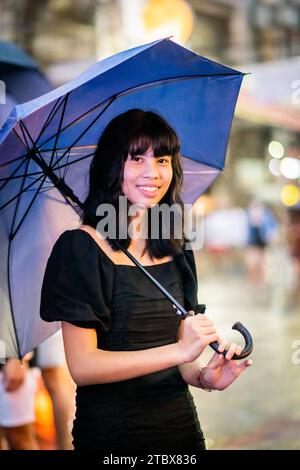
[0, 41, 53, 360]
[0, 40, 52, 127]
[0, 38, 253, 360]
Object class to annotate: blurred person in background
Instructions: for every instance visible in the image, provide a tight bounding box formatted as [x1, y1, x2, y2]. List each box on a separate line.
[286, 206, 300, 305]
[0, 335, 75, 450]
[245, 200, 278, 297]
[34, 332, 76, 450]
[0, 357, 39, 450]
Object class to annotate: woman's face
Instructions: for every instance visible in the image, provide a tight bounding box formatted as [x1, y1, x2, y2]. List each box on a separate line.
[121, 147, 173, 208]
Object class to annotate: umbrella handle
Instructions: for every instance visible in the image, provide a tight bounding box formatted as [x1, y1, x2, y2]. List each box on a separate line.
[195, 304, 253, 360]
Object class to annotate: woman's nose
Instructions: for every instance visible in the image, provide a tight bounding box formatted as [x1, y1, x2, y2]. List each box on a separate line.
[142, 159, 160, 178]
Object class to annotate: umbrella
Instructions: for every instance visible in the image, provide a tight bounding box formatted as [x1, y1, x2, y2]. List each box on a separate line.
[0, 41, 53, 360]
[0, 40, 52, 127]
[0, 38, 252, 360]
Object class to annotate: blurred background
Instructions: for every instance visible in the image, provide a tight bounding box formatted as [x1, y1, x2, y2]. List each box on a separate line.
[0, 0, 300, 450]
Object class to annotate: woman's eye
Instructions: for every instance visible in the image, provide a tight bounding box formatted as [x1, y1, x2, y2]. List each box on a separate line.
[131, 156, 142, 162]
[158, 158, 170, 164]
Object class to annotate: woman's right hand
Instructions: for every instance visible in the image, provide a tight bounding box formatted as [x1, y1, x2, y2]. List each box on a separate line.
[177, 312, 220, 363]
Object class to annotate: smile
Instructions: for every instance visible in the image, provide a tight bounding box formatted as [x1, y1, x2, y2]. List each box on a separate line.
[137, 185, 161, 196]
[138, 186, 160, 192]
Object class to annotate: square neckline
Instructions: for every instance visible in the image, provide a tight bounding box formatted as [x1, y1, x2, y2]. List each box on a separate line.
[76, 229, 174, 268]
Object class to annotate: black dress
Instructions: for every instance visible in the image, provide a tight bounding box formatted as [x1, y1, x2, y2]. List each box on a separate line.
[40, 229, 206, 453]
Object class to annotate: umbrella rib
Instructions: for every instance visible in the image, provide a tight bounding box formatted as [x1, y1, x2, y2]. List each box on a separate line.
[36, 96, 117, 151]
[10, 174, 48, 240]
[38, 96, 116, 173]
[19, 120, 53, 175]
[26, 184, 55, 193]
[13, 127, 30, 152]
[7, 95, 66, 164]
[16, 121, 88, 214]
[0, 154, 28, 168]
[61, 151, 71, 180]
[7, 238, 22, 360]
[18, 96, 112, 163]
[0, 155, 30, 191]
[23, 96, 67, 154]
[0, 170, 45, 182]
[52, 152, 95, 171]
[18, 115, 33, 152]
[111, 72, 242, 100]
[0, 151, 95, 183]
[49, 93, 69, 170]
[8, 157, 30, 236]
[38, 95, 67, 139]
[6, 157, 31, 360]
[13, 96, 115, 189]
[0, 173, 45, 211]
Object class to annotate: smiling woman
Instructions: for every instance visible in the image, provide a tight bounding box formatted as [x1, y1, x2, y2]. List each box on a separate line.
[40, 109, 251, 454]
[82, 109, 184, 260]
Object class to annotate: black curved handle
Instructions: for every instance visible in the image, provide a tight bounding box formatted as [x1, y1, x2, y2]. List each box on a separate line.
[195, 304, 253, 360]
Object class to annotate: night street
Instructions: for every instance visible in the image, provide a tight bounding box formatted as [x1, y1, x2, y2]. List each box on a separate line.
[191, 267, 300, 450]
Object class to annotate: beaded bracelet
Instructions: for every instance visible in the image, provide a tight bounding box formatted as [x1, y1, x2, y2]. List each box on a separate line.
[196, 366, 213, 392]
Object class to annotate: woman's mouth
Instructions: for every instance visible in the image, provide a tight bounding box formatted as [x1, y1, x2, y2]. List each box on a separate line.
[137, 185, 161, 197]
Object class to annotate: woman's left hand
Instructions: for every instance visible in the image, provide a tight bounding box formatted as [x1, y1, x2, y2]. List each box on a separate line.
[199, 341, 253, 391]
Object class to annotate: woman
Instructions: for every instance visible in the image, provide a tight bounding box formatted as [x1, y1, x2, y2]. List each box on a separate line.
[40, 109, 252, 453]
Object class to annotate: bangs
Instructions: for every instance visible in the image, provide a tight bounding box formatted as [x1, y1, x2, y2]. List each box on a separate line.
[128, 126, 180, 159]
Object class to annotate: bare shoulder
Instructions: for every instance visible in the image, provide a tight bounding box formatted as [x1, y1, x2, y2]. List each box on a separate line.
[78, 225, 124, 263]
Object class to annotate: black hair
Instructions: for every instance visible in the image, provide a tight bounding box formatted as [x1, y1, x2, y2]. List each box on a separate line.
[82, 108, 184, 259]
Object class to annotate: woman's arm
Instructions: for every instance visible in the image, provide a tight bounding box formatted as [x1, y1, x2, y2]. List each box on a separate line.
[178, 359, 204, 387]
[62, 313, 219, 386]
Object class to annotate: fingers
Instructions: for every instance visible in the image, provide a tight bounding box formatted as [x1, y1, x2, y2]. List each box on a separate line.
[205, 333, 220, 344]
[238, 359, 253, 371]
[186, 315, 217, 335]
[217, 339, 228, 353]
[225, 342, 240, 360]
[214, 338, 246, 360]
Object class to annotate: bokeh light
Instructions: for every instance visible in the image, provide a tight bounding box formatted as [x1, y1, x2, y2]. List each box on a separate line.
[280, 157, 300, 179]
[268, 158, 281, 176]
[143, 0, 194, 44]
[268, 140, 285, 159]
[281, 184, 300, 206]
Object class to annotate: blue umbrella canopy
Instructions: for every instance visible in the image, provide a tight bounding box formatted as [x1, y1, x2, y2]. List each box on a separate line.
[0, 38, 244, 358]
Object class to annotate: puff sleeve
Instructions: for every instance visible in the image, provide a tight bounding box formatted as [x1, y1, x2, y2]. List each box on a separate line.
[40, 230, 113, 331]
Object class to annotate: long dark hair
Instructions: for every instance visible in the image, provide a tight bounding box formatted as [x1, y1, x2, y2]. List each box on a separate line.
[82, 109, 184, 259]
